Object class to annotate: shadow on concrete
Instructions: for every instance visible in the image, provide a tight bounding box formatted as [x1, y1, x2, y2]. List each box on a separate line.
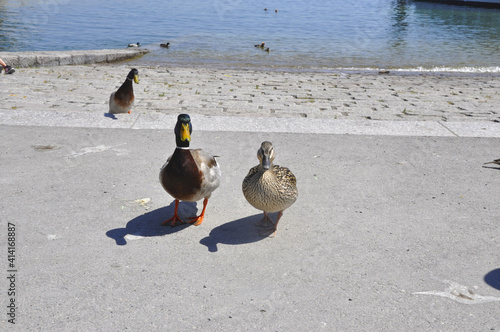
[199, 213, 270, 252]
[106, 201, 197, 245]
[482, 165, 500, 171]
[484, 268, 500, 291]
[104, 112, 117, 120]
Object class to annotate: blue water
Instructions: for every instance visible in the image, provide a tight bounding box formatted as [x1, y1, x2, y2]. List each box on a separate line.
[1, 0, 500, 71]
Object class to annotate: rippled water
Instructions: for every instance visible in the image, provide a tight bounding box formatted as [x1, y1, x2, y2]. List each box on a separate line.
[1, 0, 500, 71]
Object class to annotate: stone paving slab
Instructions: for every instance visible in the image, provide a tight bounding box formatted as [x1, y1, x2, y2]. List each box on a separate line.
[2, 108, 500, 138]
[0, 49, 149, 68]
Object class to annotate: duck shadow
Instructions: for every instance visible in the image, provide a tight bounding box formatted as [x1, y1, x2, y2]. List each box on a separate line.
[104, 112, 117, 120]
[482, 165, 500, 171]
[200, 213, 274, 252]
[484, 268, 500, 291]
[106, 201, 197, 245]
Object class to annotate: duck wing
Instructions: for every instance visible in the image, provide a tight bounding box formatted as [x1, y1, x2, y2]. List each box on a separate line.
[109, 80, 135, 113]
[190, 149, 221, 197]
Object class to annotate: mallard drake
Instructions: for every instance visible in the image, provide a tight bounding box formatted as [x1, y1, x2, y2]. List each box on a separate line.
[128, 42, 141, 47]
[484, 158, 500, 166]
[109, 68, 139, 114]
[160, 42, 170, 48]
[255, 42, 266, 48]
[159, 114, 221, 227]
[242, 141, 298, 237]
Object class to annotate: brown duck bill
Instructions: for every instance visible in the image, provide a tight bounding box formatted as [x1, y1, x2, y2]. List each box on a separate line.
[262, 155, 271, 170]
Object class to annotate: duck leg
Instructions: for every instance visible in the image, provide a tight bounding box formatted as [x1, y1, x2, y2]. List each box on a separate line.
[162, 199, 184, 226]
[256, 211, 274, 227]
[188, 197, 209, 226]
[259, 211, 283, 237]
[484, 159, 500, 165]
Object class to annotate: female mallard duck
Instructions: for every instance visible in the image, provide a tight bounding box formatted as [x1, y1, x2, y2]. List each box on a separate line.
[109, 68, 139, 114]
[242, 141, 298, 237]
[159, 114, 221, 227]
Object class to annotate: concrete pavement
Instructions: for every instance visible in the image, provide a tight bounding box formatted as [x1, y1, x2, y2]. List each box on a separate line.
[1, 117, 500, 331]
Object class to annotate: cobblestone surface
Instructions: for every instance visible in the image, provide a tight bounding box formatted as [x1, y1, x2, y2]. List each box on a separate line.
[1, 64, 499, 123]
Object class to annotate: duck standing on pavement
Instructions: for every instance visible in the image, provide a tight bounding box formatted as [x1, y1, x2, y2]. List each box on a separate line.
[242, 141, 298, 237]
[109, 68, 139, 114]
[159, 114, 221, 227]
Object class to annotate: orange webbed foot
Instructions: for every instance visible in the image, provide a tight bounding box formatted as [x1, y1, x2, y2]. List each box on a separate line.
[187, 215, 204, 226]
[187, 197, 209, 226]
[161, 200, 185, 227]
[161, 214, 184, 227]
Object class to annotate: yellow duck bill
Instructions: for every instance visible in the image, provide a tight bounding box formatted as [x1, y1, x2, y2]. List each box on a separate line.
[180, 123, 191, 142]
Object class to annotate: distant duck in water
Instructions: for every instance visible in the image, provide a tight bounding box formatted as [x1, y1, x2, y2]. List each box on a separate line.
[255, 42, 265, 48]
[109, 68, 139, 114]
[160, 42, 171, 48]
[128, 42, 141, 47]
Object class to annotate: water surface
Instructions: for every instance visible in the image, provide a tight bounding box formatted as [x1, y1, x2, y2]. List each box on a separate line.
[1, 0, 499, 72]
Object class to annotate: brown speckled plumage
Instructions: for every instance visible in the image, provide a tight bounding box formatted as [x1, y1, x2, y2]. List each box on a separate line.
[242, 141, 298, 237]
[243, 164, 297, 212]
